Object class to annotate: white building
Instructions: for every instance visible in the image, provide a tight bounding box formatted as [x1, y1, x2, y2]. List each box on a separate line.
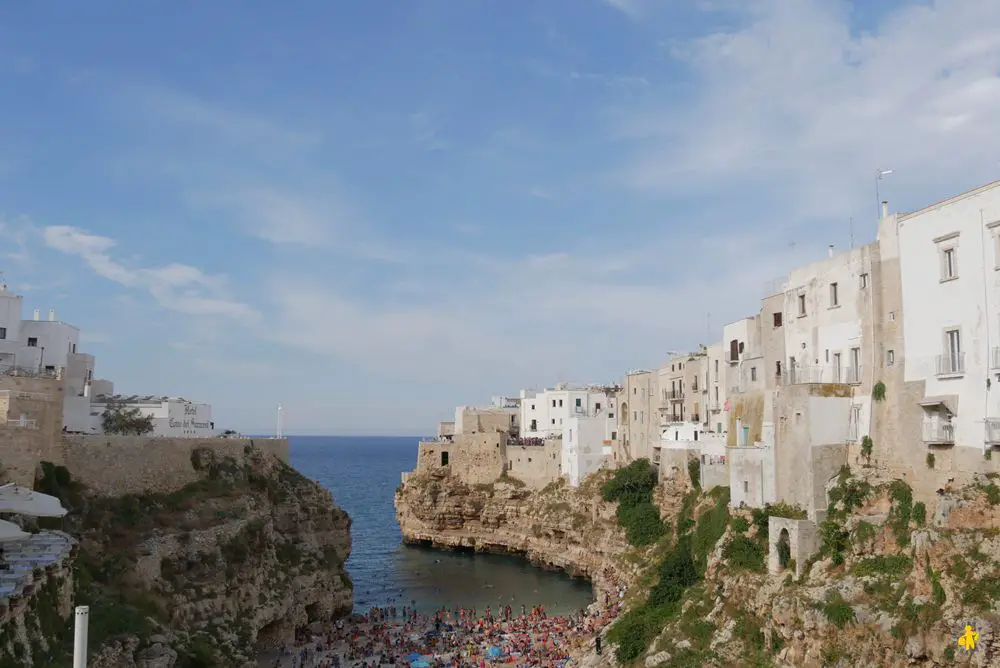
[704, 343, 728, 435]
[91, 395, 216, 437]
[563, 414, 615, 487]
[519, 384, 614, 439]
[896, 180, 1000, 457]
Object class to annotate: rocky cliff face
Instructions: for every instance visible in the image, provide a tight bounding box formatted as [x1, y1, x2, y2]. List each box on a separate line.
[394, 470, 629, 589]
[31, 444, 352, 668]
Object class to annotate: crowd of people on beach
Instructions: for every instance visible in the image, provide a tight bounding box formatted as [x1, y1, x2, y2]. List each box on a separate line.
[265, 571, 625, 668]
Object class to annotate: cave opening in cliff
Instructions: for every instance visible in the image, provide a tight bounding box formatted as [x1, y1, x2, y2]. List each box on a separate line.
[305, 602, 321, 622]
[255, 619, 289, 652]
[777, 528, 791, 569]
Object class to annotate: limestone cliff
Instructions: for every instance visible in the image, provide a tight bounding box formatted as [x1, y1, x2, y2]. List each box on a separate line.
[29, 444, 352, 668]
[394, 470, 629, 588]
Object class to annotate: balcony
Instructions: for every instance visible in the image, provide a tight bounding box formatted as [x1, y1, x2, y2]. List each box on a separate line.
[987, 419, 1000, 445]
[935, 353, 965, 377]
[572, 406, 587, 416]
[992, 347, 1000, 371]
[725, 352, 739, 364]
[690, 414, 701, 423]
[4, 419, 37, 429]
[923, 421, 955, 445]
[781, 365, 860, 385]
[709, 400, 721, 412]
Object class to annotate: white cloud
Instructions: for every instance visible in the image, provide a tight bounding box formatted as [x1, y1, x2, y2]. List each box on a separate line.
[41, 226, 259, 323]
[603, 0, 643, 19]
[611, 0, 1000, 221]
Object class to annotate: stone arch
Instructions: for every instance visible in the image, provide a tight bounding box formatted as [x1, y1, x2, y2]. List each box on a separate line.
[620, 402, 629, 424]
[776, 528, 791, 569]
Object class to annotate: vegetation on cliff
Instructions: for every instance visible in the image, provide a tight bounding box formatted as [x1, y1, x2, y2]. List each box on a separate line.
[16, 445, 352, 668]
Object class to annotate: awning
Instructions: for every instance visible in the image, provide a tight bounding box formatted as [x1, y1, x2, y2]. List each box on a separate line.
[918, 396, 955, 415]
[0, 519, 29, 542]
[0, 484, 67, 518]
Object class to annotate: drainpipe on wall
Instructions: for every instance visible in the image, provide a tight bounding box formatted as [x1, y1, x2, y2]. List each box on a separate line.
[981, 209, 992, 454]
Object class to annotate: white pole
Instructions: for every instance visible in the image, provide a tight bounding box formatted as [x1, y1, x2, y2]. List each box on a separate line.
[73, 605, 89, 668]
[276, 404, 283, 439]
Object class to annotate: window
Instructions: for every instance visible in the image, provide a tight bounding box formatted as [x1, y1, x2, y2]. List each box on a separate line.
[558, 399, 563, 407]
[0, 327, 5, 340]
[714, 360, 719, 376]
[608, 412, 614, 419]
[551, 419, 556, 425]
[944, 328, 963, 374]
[776, 361, 782, 376]
[829, 282, 839, 307]
[611, 431, 617, 440]
[552, 399, 556, 407]
[797, 294, 807, 316]
[887, 350, 895, 366]
[743, 481, 749, 493]
[575, 397, 581, 407]
[633, 411, 637, 421]
[860, 273, 869, 288]
[750, 367, 757, 382]
[530, 419, 537, 430]
[530, 404, 535, 410]
[889, 311, 896, 321]
[773, 312, 782, 327]
[441, 451, 449, 466]
[27, 337, 37, 347]
[569, 429, 573, 441]
[738, 342, 744, 354]
[941, 246, 957, 280]
[595, 402, 601, 411]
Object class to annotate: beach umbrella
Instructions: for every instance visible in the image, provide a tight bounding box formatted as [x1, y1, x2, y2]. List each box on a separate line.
[486, 646, 502, 660]
[406, 653, 423, 662]
[410, 660, 430, 668]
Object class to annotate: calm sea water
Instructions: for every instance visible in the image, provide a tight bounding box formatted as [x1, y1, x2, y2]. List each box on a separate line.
[289, 436, 593, 616]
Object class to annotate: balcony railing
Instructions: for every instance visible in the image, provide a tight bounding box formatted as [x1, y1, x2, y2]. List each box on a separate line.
[0, 365, 61, 379]
[725, 352, 739, 364]
[690, 414, 701, 423]
[986, 419, 1000, 445]
[663, 391, 684, 401]
[923, 421, 955, 444]
[936, 353, 965, 376]
[709, 401, 721, 412]
[4, 419, 38, 429]
[572, 406, 587, 415]
[781, 365, 860, 385]
[992, 347, 1000, 371]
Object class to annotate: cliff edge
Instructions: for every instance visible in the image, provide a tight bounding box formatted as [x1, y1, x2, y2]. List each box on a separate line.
[394, 470, 630, 591]
[31, 443, 352, 668]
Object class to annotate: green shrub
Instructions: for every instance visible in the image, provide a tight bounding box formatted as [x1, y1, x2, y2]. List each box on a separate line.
[688, 458, 701, 489]
[926, 453, 935, 469]
[853, 555, 912, 578]
[822, 591, 855, 628]
[872, 380, 886, 402]
[888, 480, 914, 547]
[981, 483, 1000, 505]
[912, 501, 927, 526]
[602, 459, 657, 503]
[618, 501, 666, 547]
[730, 516, 750, 533]
[819, 521, 849, 566]
[723, 535, 766, 572]
[860, 436, 873, 465]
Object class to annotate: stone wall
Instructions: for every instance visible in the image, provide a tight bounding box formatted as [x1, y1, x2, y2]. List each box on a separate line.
[0, 376, 64, 485]
[415, 432, 506, 485]
[506, 440, 561, 488]
[60, 435, 289, 497]
[767, 517, 819, 580]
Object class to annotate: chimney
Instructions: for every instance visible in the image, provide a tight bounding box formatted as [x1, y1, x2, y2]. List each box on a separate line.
[48, 308, 56, 322]
[828, 244, 834, 258]
[881, 200, 889, 220]
[32, 309, 39, 321]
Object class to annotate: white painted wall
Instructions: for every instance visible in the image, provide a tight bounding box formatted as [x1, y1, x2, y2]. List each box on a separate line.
[722, 319, 752, 397]
[520, 386, 613, 438]
[729, 444, 777, 508]
[564, 416, 611, 486]
[91, 398, 216, 437]
[16, 319, 80, 372]
[0, 288, 23, 365]
[705, 342, 727, 434]
[898, 182, 1000, 452]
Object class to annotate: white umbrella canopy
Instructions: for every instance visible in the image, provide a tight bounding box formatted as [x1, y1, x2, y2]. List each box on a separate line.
[0, 519, 29, 542]
[0, 483, 67, 518]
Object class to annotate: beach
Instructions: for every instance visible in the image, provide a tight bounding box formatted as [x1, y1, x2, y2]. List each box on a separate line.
[258, 568, 625, 668]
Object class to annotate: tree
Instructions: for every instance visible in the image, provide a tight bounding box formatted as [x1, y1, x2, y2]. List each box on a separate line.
[101, 401, 155, 436]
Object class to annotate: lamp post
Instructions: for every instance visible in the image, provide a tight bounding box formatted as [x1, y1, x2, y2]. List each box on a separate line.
[876, 168, 893, 220]
[73, 605, 89, 668]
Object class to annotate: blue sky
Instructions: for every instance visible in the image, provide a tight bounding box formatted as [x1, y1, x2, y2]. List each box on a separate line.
[3, 0, 1000, 435]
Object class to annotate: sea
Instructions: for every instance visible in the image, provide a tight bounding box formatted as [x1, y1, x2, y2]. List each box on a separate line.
[289, 436, 594, 616]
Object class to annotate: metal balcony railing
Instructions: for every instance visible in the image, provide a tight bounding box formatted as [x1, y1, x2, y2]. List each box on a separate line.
[922, 421, 955, 444]
[709, 401, 721, 412]
[782, 365, 858, 385]
[844, 365, 863, 385]
[986, 419, 1000, 445]
[4, 419, 38, 429]
[663, 390, 684, 401]
[936, 353, 965, 376]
